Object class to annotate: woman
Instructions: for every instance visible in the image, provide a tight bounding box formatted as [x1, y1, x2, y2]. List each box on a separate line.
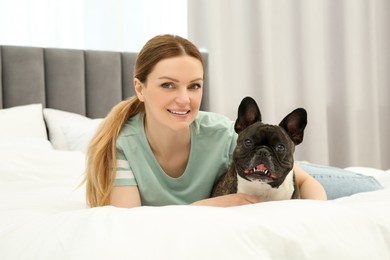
[85, 34, 327, 208]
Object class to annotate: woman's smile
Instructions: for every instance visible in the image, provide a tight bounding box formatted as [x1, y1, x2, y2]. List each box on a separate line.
[167, 109, 191, 117]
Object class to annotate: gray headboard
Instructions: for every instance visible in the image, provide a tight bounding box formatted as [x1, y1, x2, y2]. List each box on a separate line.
[0, 45, 209, 118]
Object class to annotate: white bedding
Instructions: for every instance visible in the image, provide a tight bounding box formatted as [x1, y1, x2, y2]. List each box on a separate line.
[1, 149, 390, 260]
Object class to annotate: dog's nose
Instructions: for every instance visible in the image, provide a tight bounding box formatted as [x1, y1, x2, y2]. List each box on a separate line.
[257, 147, 271, 158]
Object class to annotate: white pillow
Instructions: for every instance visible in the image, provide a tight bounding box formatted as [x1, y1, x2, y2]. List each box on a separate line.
[43, 108, 103, 153]
[0, 104, 47, 140]
[0, 137, 53, 152]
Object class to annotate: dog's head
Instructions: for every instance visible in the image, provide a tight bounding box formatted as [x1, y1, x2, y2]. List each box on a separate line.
[233, 97, 307, 188]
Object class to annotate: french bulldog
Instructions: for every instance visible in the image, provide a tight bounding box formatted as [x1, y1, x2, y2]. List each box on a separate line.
[211, 96, 307, 201]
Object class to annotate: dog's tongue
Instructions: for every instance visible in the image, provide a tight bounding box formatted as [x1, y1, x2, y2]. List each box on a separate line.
[243, 163, 268, 174]
[256, 164, 267, 171]
[243, 163, 278, 179]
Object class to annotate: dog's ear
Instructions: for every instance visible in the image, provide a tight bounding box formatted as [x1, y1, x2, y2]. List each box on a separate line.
[234, 97, 262, 133]
[279, 108, 307, 145]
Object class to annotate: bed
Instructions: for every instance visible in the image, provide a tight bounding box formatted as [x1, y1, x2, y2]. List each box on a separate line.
[1, 45, 390, 260]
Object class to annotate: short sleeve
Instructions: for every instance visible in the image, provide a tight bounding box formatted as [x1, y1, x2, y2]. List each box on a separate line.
[113, 142, 138, 186]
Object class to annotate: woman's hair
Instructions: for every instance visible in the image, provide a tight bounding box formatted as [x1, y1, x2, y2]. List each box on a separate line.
[85, 34, 204, 207]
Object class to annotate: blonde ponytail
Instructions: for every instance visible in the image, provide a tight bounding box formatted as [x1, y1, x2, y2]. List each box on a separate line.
[85, 96, 143, 207]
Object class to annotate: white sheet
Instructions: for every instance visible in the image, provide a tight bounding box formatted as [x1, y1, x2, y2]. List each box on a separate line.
[1, 149, 389, 260]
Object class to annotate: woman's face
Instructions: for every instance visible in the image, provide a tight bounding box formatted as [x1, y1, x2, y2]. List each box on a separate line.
[135, 55, 203, 132]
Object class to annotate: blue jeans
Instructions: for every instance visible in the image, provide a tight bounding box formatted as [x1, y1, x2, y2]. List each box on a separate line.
[296, 161, 383, 200]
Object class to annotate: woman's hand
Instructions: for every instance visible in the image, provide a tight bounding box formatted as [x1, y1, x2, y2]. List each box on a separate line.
[191, 193, 263, 207]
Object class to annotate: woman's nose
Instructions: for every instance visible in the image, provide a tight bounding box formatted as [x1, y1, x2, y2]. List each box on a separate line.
[176, 88, 190, 104]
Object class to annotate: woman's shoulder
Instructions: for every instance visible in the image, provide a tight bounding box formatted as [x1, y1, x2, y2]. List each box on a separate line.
[118, 113, 144, 138]
[192, 111, 237, 163]
[194, 111, 235, 133]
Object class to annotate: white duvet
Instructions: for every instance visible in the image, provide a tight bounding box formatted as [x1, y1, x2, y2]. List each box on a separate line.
[0, 149, 390, 260]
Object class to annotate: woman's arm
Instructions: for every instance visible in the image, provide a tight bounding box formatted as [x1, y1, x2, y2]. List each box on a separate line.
[109, 186, 142, 208]
[294, 163, 327, 200]
[109, 186, 261, 208]
[191, 193, 263, 207]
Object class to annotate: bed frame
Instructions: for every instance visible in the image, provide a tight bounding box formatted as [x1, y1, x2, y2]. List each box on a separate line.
[0, 45, 209, 118]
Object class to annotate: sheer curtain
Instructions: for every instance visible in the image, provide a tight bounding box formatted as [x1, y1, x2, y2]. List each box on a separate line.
[0, 0, 85, 49]
[0, 0, 187, 52]
[188, 0, 390, 169]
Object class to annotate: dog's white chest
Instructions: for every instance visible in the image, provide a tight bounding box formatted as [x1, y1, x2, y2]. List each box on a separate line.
[237, 170, 295, 201]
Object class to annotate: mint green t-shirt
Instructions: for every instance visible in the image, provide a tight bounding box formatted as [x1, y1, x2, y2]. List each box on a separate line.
[114, 111, 237, 206]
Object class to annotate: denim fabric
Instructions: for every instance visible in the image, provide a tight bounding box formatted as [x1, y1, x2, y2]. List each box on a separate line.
[297, 162, 384, 200]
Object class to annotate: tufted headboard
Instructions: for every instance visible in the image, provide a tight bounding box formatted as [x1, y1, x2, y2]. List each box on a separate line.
[0, 45, 209, 118]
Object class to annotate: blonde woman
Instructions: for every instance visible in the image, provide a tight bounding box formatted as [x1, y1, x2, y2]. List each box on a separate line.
[85, 34, 326, 208]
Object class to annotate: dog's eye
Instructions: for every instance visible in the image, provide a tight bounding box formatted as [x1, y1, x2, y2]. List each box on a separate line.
[244, 139, 253, 148]
[276, 144, 285, 152]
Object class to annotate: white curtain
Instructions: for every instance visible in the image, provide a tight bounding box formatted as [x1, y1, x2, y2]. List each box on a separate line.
[0, 0, 187, 52]
[188, 0, 390, 170]
[0, 0, 85, 49]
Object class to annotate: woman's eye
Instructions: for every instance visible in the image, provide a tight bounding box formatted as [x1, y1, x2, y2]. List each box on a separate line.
[189, 83, 202, 89]
[161, 83, 173, 89]
[276, 144, 285, 152]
